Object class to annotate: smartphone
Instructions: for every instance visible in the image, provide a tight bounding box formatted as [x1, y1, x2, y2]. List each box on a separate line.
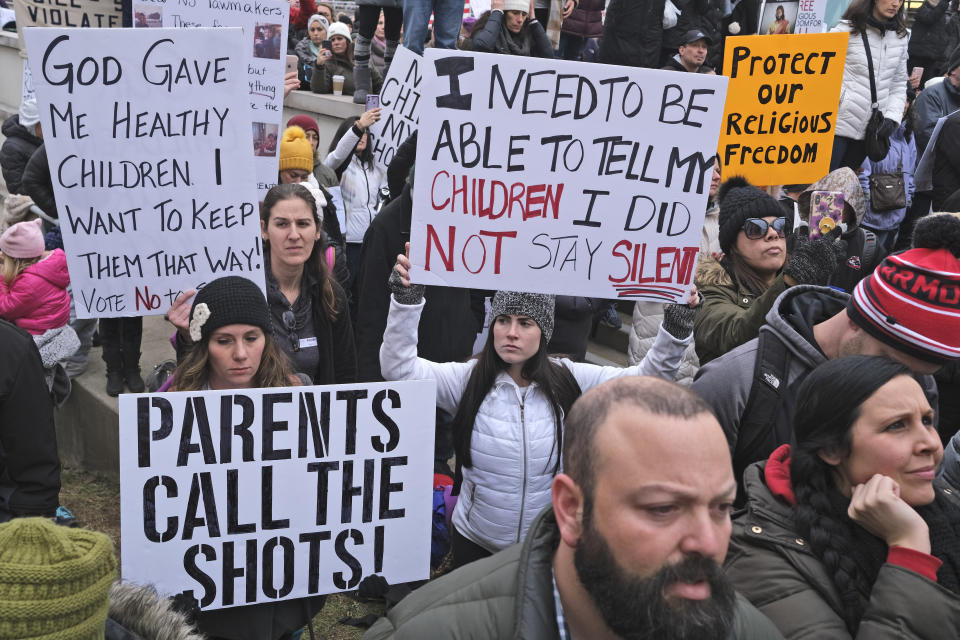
[285, 54, 298, 74]
[322, 39, 332, 51]
[365, 94, 380, 111]
[809, 191, 844, 240]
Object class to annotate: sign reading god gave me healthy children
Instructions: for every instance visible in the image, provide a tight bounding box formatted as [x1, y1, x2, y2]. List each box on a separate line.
[23, 28, 263, 319]
[410, 50, 729, 303]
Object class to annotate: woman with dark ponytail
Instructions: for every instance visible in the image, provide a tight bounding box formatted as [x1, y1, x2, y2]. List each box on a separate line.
[381, 246, 700, 568]
[725, 355, 960, 638]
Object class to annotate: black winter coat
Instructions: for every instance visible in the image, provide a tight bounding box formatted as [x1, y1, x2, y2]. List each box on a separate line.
[909, 0, 951, 64]
[355, 186, 486, 382]
[21, 144, 58, 221]
[599, 0, 666, 68]
[547, 296, 599, 361]
[470, 11, 555, 58]
[0, 115, 42, 196]
[0, 320, 60, 522]
[560, 0, 604, 39]
[933, 109, 960, 210]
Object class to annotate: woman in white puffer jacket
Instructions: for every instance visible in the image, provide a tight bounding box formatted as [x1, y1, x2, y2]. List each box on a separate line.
[830, 0, 909, 171]
[381, 249, 699, 568]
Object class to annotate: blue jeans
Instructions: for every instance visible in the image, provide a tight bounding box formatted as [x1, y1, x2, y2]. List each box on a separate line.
[403, 0, 465, 54]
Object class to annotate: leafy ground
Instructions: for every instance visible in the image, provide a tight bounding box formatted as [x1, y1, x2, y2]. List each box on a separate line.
[59, 465, 385, 639]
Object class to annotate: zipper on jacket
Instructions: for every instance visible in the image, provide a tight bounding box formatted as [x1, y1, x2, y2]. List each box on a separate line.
[517, 394, 528, 543]
[465, 483, 477, 521]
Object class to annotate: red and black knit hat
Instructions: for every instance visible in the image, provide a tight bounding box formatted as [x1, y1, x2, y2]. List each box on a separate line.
[847, 214, 960, 364]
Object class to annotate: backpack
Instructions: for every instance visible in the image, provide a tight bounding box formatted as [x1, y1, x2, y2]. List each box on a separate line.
[733, 331, 797, 499]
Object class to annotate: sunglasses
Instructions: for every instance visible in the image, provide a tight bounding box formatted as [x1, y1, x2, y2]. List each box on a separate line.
[743, 217, 788, 240]
[282, 309, 299, 352]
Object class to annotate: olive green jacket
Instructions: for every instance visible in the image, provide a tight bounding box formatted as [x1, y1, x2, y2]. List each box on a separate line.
[693, 256, 788, 365]
[726, 461, 960, 639]
[364, 508, 784, 639]
[310, 55, 383, 96]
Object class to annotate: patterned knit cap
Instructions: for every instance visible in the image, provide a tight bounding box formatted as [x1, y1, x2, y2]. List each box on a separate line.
[279, 126, 314, 173]
[189, 276, 271, 343]
[847, 214, 960, 364]
[0, 517, 116, 640]
[490, 291, 555, 341]
[717, 176, 785, 254]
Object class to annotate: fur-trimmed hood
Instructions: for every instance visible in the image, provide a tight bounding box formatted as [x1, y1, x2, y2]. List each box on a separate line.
[108, 582, 205, 640]
[695, 254, 733, 288]
[797, 168, 867, 229]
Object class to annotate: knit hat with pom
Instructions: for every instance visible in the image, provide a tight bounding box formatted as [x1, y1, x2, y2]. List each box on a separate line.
[0, 517, 116, 640]
[717, 176, 786, 254]
[490, 291, 555, 341]
[847, 213, 960, 364]
[279, 126, 314, 173]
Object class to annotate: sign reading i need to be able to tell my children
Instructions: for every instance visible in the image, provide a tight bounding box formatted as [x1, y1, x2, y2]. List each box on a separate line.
[717, 33, 848, 185]
[24, 27, 264, 320]
[409, 50, 729, 303]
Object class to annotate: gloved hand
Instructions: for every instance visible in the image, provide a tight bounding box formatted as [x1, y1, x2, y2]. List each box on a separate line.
[388, 251, 425, 305]
[878, 117, 899, 139]
[661, 285, 700, 340]
[662, 303, 698, 340]
[784, 226, 847, 286]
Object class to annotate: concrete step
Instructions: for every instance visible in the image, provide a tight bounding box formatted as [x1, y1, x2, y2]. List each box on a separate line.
[55, 315, 175, 481]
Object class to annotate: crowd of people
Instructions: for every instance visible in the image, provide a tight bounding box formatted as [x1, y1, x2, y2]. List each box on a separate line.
[3, 0, 960, 638]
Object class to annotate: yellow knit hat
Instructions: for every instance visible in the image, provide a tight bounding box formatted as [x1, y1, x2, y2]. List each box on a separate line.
[279, 126, 315, 173]
[0, 518, 117, 640]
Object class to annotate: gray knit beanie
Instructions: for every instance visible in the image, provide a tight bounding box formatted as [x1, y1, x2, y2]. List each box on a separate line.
[490, 291, 555, 341]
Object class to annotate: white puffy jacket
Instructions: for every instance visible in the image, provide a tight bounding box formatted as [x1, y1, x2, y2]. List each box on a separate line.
[380, 295, 692, 552]
[832, 20, 909, 140]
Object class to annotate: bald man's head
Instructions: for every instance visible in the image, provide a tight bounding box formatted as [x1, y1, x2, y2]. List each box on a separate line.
[562, 377, 722, 503]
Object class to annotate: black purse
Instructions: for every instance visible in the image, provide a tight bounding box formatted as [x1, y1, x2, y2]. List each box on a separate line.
[869, 161, 907, 211]
[861, 32, 891, 162]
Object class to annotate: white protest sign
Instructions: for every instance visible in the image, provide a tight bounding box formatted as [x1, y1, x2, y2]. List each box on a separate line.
[915, 109, 959, 193]
[119, 380, 436, 611]
[795, 0, 827, 33]
[133, 0, 289, 199]
[369, 46, 422, 172]
[25, 28, 263, 319]
[410, 50, 728, 303]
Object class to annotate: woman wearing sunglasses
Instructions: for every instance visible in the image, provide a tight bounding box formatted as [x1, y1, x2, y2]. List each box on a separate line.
[167, 184, 357, 385]
[694, 177, 847, 364]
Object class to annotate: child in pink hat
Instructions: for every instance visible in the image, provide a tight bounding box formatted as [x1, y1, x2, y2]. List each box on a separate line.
[0, 219, 71, 335]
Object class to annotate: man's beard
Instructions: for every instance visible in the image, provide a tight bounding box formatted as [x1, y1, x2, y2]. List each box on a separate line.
[573, 515, 736, 640]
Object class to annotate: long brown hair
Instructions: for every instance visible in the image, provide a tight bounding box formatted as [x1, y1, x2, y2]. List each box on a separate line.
[842, 0, 907, 37]
[261, 183, 340, 321]
[725, 245, 777, 297]
[173, 330, 294, 391]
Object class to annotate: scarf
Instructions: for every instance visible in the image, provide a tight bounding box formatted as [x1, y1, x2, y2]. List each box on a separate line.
[309, 40, 320, 59]
[917, 490, 960, 595]
[496, 22, 532, 57]
[865, 15, 899, 36]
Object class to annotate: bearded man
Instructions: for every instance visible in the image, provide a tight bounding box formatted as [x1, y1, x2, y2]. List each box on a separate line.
[363, 377, 783, 640]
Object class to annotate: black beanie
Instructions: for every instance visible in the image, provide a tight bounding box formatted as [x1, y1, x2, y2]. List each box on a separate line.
[717, 177, 785, 254]
[188, 276, 272, 343]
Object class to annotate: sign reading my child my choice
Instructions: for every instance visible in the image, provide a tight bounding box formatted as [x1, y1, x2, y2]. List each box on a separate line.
[410, 50, 728, 303]
[24, 28, 264, 319]
[717, 33, 848, 185]
[369, 46, 422, 172]
[119, 381, 436, 610]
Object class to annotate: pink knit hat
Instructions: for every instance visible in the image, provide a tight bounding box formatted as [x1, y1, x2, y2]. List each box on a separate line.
[0, 219, 45, 259]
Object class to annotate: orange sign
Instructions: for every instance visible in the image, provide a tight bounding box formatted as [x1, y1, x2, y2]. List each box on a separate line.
[717, 33, 848, 185]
